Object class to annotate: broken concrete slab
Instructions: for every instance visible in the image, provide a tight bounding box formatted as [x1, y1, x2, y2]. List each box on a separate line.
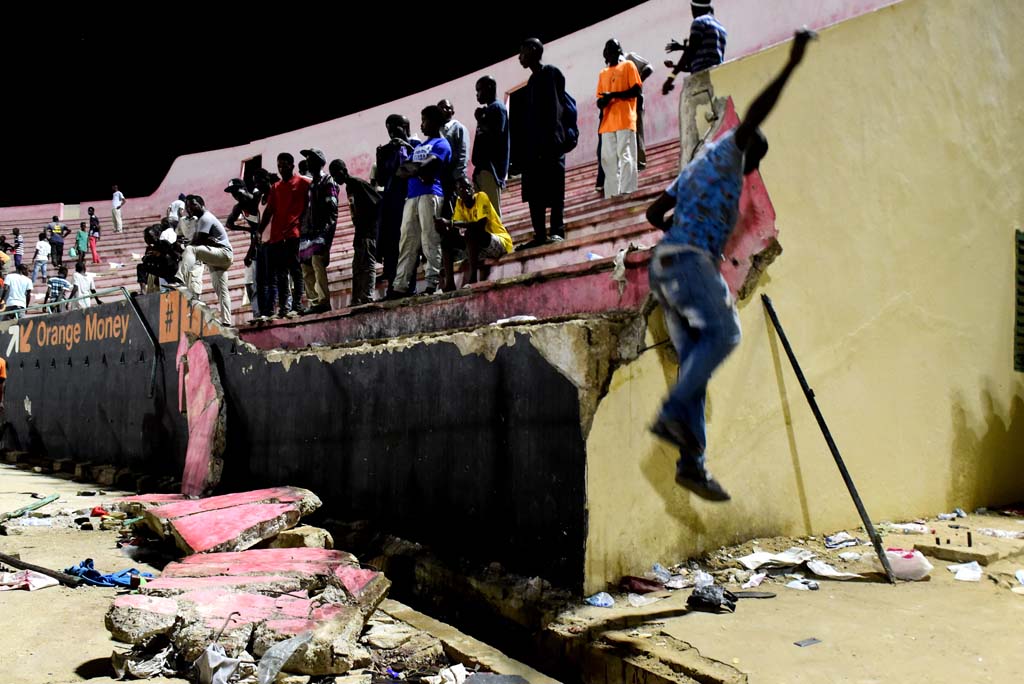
[178, 336, 226, 497]
[260, 524, 335, 550]
[168, 502, 303, 554]
[913, 542, 1001, 566]
[141, 486, 320, 537]
[106, 545, 392, 677]
[163, 548, 359, 577]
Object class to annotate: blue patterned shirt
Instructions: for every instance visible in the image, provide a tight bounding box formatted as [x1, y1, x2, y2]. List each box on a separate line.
[687, 14, 727, 73]
[660, 131, 744, 256]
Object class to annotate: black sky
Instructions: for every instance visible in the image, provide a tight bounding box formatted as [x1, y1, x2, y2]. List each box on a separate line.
[2, 2, 648, 207]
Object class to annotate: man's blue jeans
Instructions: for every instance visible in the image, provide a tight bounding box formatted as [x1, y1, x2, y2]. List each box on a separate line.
[32, 259, 47, 283]
[649, 247, 741, 461]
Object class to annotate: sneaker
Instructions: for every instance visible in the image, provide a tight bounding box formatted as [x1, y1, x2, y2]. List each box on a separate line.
[675, 456, 731, 502]
[547, 235, 564, 243]
[422, 286, 437, 295]
[650, 417, 701, 454]
[286, 310, 301, 318]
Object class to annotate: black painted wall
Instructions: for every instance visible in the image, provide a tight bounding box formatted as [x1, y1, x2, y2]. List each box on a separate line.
[1, 295, 588, 589]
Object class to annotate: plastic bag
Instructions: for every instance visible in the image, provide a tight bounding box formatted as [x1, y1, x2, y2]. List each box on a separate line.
[256, 631, 313, 684]
[687, 585, 737, 612]
[584, 591, 614, 608]
[880, 548, 933, 581]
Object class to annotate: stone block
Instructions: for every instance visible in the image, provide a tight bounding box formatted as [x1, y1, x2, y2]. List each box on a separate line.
[91, 465, 118, 486]
[261, 525, 335, 550]
[914, 542, 1001, 565]
[73, 461, 93, 481]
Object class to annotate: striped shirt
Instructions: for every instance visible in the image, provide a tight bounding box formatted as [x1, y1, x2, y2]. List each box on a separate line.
[687, 14, 727, 73]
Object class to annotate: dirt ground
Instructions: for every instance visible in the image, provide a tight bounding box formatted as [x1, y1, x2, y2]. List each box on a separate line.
[0, 464, 187, 684]
[562, 521, 1024, 684]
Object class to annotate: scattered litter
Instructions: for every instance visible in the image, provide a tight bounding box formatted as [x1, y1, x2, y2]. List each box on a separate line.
[109, 262, 124, 269]
[63, 558, 154, 587]
[627, 592, 663, 608]
[665, 575, 690, 590]
[0, 569, 59, 591]
[687, 584, 737, 613]
[256, 631, 313, 684]
[737, 547, 815, 570]
[194, 643, 241, 684]
[651, 563, 672, 583]
[879, 548, 933, 581]
[423, 664, 468, 684]
[621, 576, 663, 594]
[976, 528, 1024, 540]
[585, 592, 615, 608]
[839, 552, 862, 562]
[742, 572, 767, 589]
[112, 641, 176, 679]
[884, 523, 931, 535]
[77, 491, 98, 496]
[611, 248, 630, 295]
[91, 506, 110, 517]
[824, 532, 865, 549]
[693, 570, 714, 589]
[1015, 570, 1024, 587]
[492, 315, 537, 326]
[785, 578, 819, 591]
[955, 508, 967, 518]
[11, 517, 53, 527]
[937, 513, 958, 521]
[586, 252, 604, 261]
[947, 561, 983, 582]
[805, 560, 863, 581]
[794, 637, 822, 648]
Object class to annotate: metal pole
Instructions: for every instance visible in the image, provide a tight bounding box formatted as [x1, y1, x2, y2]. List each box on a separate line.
[761, 294, 896, 584]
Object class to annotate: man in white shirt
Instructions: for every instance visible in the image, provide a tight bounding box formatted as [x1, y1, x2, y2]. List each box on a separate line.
[167, 193, 186, 230]
[112, 184, 127, 233]
[3, 264, 34, 318]
[70, 261, 101, 309]
[32, 232, 51, 283]
[173, 195, 234, 326]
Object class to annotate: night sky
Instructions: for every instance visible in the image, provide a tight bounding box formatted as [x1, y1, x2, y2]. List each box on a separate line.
[2, 2, 648, 208]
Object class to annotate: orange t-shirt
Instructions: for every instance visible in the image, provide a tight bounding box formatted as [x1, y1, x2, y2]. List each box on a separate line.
[0, 356, 7, 381]
[597, 60, 642, 134]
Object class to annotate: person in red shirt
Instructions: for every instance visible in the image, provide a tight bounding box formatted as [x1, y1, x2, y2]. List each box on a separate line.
[258, 152, 310, 317]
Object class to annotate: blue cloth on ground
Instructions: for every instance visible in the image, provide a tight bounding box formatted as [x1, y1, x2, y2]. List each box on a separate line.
[64, 558, 153, 587]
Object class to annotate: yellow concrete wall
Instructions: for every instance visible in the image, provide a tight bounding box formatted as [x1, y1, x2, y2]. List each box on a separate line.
[585, 0, 1024, 593]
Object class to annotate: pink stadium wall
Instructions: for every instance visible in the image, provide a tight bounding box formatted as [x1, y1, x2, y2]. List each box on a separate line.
[1, 0, 898, 221]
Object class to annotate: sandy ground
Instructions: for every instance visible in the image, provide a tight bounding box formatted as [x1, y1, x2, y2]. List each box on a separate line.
[0, 464, 187, 684]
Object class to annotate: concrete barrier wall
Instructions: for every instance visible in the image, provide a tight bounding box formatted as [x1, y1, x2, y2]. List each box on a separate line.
[584, 0, 1024, 592]
[1, 0, 898, 221]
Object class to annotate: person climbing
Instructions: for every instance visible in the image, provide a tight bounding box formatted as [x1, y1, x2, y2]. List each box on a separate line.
[645, 28, 816, 501]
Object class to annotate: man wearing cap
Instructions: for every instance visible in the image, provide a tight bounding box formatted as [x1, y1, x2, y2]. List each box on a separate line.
[597, 39, 643, 199]
[258, 152, 310, 318]
[663, 0, 728, 95]
[646, 29, 814, 502]
[298, 148, 338, 314]
[175, 195, 235, 326]
[330, 159, 381, 306]
[167, 193, 187, 230]
[511, 38, 570, 250]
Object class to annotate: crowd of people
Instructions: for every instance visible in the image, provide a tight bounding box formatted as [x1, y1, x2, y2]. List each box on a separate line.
[1, 2, 730, 327]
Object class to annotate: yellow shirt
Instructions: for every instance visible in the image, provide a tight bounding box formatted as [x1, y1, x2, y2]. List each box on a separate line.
[453, 192, 513, 254]
[596, 60, 642, 134]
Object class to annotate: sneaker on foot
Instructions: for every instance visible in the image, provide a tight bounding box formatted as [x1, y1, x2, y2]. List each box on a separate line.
[675, 456, 731, 502]
[516, 237, 548, 252]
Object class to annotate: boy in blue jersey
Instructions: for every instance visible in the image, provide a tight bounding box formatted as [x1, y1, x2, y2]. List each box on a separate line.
[646, 28, 815, 501]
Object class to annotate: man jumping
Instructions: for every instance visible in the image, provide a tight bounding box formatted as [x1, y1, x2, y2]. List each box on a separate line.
[645, 29, 815, 502]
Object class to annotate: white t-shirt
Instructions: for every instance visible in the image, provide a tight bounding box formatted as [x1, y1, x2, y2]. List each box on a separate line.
[167, 199, 185, 221]
[34, 240, 51, 261]
[178, 216, 198, 241]
[72, 271, 96, 309]
[5, 273, 33, 307]
[159, 227, 178, 244]
[112, 191, 125, 210]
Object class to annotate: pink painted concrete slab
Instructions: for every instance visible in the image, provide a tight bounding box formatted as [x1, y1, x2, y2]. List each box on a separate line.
[169, 502, 301, 554]
[112, 594, 180, 614]
[180, 337, 225, 497]
[143, 574, 304, 595]
[145, 486, 318, 522]
[115, 493, 189, 504]
[334, 565, 380, 598]
[177, 547, 350, 565]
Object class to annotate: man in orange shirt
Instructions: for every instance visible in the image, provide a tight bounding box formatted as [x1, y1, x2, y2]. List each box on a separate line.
[596, 39, 643, 199]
